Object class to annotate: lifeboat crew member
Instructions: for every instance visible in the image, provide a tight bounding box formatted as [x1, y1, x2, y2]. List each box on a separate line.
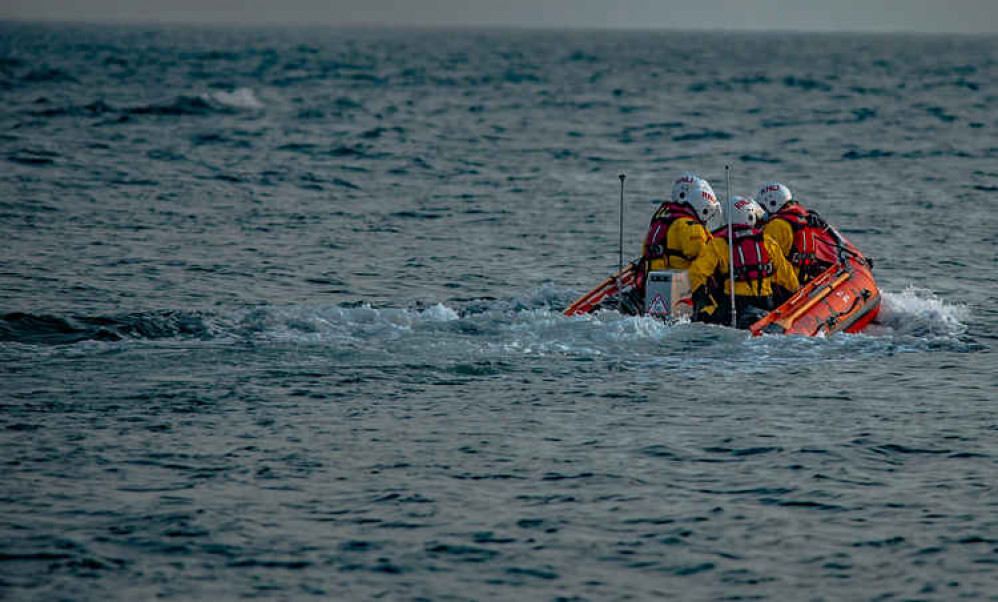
[707, 197, 772, 309]
[714, 197, 768, 237]
[689, 196, 799, 328]
[638, 173, 721, 316]
[756, 182, 833, 284]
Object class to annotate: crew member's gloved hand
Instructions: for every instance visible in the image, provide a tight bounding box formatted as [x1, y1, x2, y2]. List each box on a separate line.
[691, 287, 712, 321]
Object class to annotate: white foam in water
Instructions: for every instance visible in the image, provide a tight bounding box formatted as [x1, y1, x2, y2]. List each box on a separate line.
[497, 306, 709, 359]
[592, 311, 675, 341]
[205, 88, 264, 110]
[240, 302, 459, 343]
[420, 303, 460, 322]
[870, 286, 969, 338]
[237, 285, 972, 356]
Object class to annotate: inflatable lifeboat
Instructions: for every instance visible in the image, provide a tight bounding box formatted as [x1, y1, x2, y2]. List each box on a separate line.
[565, 227, 880, 338]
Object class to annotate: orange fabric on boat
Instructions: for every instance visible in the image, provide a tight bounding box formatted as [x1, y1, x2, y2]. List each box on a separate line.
[748, 256, 880, 337]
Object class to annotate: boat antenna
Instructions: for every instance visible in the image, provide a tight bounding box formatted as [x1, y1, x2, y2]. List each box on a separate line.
[726, 165, 737, 329]
[618, 174, 625, 276]
[618, 173, 626, 311]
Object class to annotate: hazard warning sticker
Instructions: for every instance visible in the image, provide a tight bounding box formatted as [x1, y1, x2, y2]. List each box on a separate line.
[647, 294, 669, 315]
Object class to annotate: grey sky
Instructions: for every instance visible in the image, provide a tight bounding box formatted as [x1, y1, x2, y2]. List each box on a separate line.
[4, 0, 997, 33]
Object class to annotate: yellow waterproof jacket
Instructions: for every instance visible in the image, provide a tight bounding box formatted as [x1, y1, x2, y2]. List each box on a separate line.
[689, 233, 799, 298]
[642, 217, 710, 271]
[763, 218, 794, 258]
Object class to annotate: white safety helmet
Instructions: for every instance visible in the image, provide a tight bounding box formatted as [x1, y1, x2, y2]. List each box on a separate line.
[670, 172, 701, 205]
[689, 180, 720, 224]
[756, 182, 793, 214]
[705, 201, 725, 232]
[730, 196, 763, 227]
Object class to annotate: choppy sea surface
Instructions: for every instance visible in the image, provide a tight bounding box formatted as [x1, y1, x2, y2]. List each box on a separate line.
[1, 23, 996, 600]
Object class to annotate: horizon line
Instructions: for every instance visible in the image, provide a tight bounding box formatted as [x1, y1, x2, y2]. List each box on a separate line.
[2, 17, 995, 36]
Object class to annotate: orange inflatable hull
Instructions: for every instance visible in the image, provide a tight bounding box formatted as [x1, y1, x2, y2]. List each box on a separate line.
[748, 257, 880, 337]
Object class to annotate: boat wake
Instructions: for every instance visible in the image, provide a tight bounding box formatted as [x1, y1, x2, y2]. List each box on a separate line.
[0, 285, 981, 358]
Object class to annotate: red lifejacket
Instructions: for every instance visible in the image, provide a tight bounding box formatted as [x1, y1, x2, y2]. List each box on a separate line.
[643, 203, 701, 259]
[771, 203, 820, 271]
[714, 225, 774, 291]
[637, 202, 703, 293]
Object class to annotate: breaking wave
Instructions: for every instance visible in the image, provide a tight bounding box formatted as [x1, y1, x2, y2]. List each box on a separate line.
[131, 88, 264, 116]
[201, 87, 264, 111]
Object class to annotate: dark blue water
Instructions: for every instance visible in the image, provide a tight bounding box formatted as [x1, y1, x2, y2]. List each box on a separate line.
[1, 23, 995, 600]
